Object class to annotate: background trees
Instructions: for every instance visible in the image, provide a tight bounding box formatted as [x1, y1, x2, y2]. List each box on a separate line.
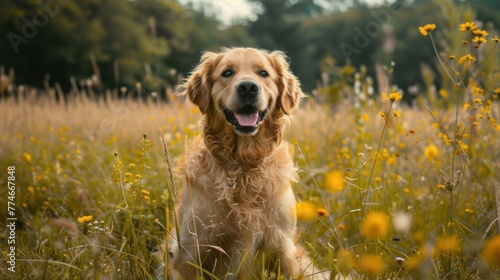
[0, 0, 498, 94]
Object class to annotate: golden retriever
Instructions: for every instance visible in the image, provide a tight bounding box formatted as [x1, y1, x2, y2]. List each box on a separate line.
[169, 47, 323, 279]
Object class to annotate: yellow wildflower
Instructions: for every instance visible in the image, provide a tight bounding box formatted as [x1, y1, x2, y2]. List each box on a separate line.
[317, 208, 328, 217]
[424, 144, 439, 159]
[141, 189, 150, 196]
[472, 29, 488, 37]
[493, 37, 500, 43]
[436, 235, 461, 254]
[358, 254, 386, 277]
[439, 89, 448, 98]
[387, 154, 397, 165]
[336, 249, 355, 272]
[448, 55, 456, 60]
[494, 87, 500, 96]
[392, 110, 401, 118]
[361, 212, 390, 240]
[388, 91, 402, 102]
[463, 101, 472, 110]
[325, 170, 345, 193]
[405, 254, 424, 271]
[23, 152, 32, 163]
[437, 184, 446, 190]
[125, 172, 132, 177]
[472, 86, 484, 95]
[296, 201, 316, 221]
[458, 54, 476, 65]
[458, 142, 469, 152]
[458, 21, 477, 31]
[482, 235, 500, 267]
[129, 163, 136, 168]
[419, 23, 436, 36]
[472, 36, 487, 45]
[361, 113, 369, 122]
[77, 215, 93, 223]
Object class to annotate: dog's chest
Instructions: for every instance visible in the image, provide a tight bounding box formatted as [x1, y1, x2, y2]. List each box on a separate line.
[207, 165, 280, 229]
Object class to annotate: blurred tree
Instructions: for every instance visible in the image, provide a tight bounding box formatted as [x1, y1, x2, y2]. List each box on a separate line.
[272, 5, 383, 91]
[248, 0, 498, 93]
[0, 0, 166, 89]
[246, 0, 325, 90]
[0, 0, 253, 92]
[457, 0, 500, 10]
[160, 6, 255, 80]
[1, 0, 497, 95]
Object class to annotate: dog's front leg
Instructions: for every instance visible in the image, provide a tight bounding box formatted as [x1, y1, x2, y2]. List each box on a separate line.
[272, 187, 300, 278]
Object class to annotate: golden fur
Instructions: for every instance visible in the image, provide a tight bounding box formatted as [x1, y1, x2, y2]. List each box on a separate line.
[169, 48, 321, 279]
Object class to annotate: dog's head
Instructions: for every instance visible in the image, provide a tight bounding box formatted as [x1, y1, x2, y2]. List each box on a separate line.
[184, 47, 303, 135]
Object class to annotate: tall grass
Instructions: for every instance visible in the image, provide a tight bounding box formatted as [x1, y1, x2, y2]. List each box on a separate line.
[0, 90, 200, 278]
[1, 75, 498, 278]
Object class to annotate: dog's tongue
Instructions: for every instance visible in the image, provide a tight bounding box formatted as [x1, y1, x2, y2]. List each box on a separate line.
[235, 113, 259, 127]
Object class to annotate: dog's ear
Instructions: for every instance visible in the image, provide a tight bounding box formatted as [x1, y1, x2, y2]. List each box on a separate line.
[184, 52, 218, 114]
[270, 51, 304, 115]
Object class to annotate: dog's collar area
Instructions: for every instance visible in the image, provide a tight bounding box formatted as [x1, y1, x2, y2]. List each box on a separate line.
[223, 107, 268, 134]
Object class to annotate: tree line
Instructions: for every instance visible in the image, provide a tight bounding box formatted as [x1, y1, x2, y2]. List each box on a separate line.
[0, 0, 498, 94]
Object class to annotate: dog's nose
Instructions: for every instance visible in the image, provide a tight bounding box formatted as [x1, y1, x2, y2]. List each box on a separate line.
[236, 81, 259, 99]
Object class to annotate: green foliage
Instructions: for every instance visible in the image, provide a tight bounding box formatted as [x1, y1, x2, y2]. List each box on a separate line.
[1, 0, 500, 93]
[247, 0, 500, 91]
[0, 0, 253, 91]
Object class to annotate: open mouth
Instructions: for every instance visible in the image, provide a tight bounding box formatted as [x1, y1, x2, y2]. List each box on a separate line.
[223, 105, 268, 134]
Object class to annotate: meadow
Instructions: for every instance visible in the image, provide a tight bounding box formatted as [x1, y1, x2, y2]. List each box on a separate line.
[2, 15, 500, 280]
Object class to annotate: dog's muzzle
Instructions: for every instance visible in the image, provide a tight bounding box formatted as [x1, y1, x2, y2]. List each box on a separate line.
[223, 81, 268, 135]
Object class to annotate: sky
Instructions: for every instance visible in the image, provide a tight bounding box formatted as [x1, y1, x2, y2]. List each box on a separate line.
[179, 0, 387, 25]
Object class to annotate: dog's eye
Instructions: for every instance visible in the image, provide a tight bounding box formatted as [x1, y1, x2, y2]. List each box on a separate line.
[222, 69, 233, 77]
[259, 70, 269, 78]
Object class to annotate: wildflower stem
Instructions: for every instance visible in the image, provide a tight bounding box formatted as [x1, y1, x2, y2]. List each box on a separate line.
[160, 130, 177, 198]
[365, 101, 394, 213]
[424, 106, 453, 142]
[114, 153, 129, 210]
[447, 189, 454, 278]
[160, 130, 182, 254]
[429, 33, 458, 86]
